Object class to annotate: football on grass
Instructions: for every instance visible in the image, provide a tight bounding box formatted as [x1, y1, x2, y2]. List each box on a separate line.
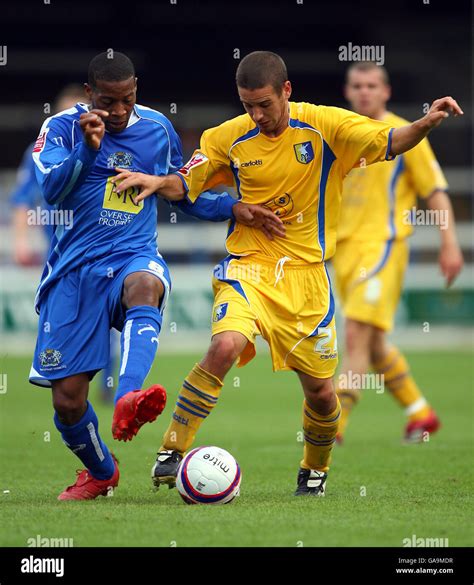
[176, 446, 241, 505]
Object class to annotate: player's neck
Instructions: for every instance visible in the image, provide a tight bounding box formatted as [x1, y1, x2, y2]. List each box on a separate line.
[371, 108, 387, 121]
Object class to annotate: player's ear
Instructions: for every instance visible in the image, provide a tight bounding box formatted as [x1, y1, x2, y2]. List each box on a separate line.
[385, 83, 392, 101]
[283, 80, 292, 100]
[84, 83, 92, 101]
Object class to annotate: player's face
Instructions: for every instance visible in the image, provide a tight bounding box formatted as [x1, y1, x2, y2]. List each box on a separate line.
[85, 77, 137, 133]
[344, 69, 390, 118]
[238, 82, 292, 136]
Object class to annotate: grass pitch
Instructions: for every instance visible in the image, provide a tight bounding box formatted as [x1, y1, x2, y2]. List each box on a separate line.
[0, 351, 472, 547]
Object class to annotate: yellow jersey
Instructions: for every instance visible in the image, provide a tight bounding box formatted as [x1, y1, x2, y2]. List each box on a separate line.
[177, 101, 395, 263]
[337, 111, 448, 243]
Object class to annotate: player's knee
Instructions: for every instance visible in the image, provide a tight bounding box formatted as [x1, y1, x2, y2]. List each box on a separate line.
[123, 273, 163, 308]
[207, 334, 242, 370]
[52, 380, 88, 424]
[305, 383, 335, 414]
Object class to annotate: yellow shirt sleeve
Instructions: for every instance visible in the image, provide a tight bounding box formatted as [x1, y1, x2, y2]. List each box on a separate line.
[403, 137, 448, 198]
[177, 127, 234, 203]
[313, 105, 394, 175]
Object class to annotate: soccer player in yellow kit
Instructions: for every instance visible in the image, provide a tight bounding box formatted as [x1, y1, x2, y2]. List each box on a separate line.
[333, 61, 464, 444]
[114, 52, 463, 495]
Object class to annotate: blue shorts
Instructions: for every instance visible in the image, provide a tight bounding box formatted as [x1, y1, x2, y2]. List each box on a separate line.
[29, 251, 171, 387]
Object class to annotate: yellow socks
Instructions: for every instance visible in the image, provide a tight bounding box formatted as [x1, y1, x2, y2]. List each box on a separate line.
[301, 397, 341, 472]
[336, 387, 359, 437]
[160, 363, 223, 455]
[372, 347, 431, 422]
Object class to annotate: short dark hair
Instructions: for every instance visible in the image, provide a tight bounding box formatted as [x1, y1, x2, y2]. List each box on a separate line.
[236, 51, 288, 94]
[88, 51, 135, 87]
[346, 61, 390, 85]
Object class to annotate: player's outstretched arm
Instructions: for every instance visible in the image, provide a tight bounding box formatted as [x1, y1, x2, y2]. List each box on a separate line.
[390, 97, 463, 156]
[426, 189, 464, 287]
[175, 191, 285, 238]
[232, 202, 286, 240]
[112, 170, 185, 203]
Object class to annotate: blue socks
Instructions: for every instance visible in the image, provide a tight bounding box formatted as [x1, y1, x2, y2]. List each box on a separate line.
[100, 330, 118, 398]
[114, 305, 162, 405]
[54, 401, 115, 480]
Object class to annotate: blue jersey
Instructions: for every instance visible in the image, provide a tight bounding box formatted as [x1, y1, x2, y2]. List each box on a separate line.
[10, 142, 55, 240]
[32, 102, 236, 309]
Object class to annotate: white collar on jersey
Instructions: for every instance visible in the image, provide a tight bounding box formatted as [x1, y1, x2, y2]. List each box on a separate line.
[80, 102, 140, 130]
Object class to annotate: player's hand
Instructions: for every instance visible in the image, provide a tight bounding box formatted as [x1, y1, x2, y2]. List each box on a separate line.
[232, 202, 286, 240]
[79, 109, 108, 150]
[439, 242, 464, 288]
[112, 169, 164, 203]
[422, 97, 463, 130]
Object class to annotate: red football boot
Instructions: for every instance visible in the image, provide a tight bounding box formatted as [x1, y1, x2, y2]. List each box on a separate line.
[58, 456, 119, 501]
[335, 433, 344, 445]
[112, 385, 167, 441]
[404, 409, 441, 443]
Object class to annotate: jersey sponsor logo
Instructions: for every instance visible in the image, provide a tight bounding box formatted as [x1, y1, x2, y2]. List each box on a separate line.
[107, 151, 134, 169]
[264, 193, 294, 218]
[293, 141, 314, 164]
[101, 176, 143, 215]
[39, 348, 62, 368]
[240, 159, 263, 168]
[213, 302, 228, 322]
[33, 129, 49, 153]
[178, 152, 208, 176]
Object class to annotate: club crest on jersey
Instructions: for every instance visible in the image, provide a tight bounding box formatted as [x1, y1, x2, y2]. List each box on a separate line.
[107, 151, 134, 169]
[293, 141, 314, 164]
[213, 302, 228, 322]
[39, 348, 62, 368]
[178, 152, 208, 176]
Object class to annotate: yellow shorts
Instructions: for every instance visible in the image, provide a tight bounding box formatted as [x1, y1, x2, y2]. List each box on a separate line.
[211, 254, 338, 379]
[332, 239, 409, 331]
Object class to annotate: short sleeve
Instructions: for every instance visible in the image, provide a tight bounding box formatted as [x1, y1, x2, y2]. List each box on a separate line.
[176, 127, 234, 203]
[315, 106, 395, 175]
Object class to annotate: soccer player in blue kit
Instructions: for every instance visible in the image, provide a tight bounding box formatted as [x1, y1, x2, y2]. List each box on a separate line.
[29, 52, 284, 500]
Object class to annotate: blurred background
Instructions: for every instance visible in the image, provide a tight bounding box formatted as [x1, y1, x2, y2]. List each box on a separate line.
[0, 0, 472, 363]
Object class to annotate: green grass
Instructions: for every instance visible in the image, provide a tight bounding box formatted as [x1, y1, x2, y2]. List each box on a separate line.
[0, 351, 472, 547]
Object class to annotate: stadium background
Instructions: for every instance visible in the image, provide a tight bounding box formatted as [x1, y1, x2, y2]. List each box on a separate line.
[0, 0, 472, 551]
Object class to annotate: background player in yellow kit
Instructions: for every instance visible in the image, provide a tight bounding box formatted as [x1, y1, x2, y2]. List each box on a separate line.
[333, 61, 464, 443]
[114, 52, 463, 495]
